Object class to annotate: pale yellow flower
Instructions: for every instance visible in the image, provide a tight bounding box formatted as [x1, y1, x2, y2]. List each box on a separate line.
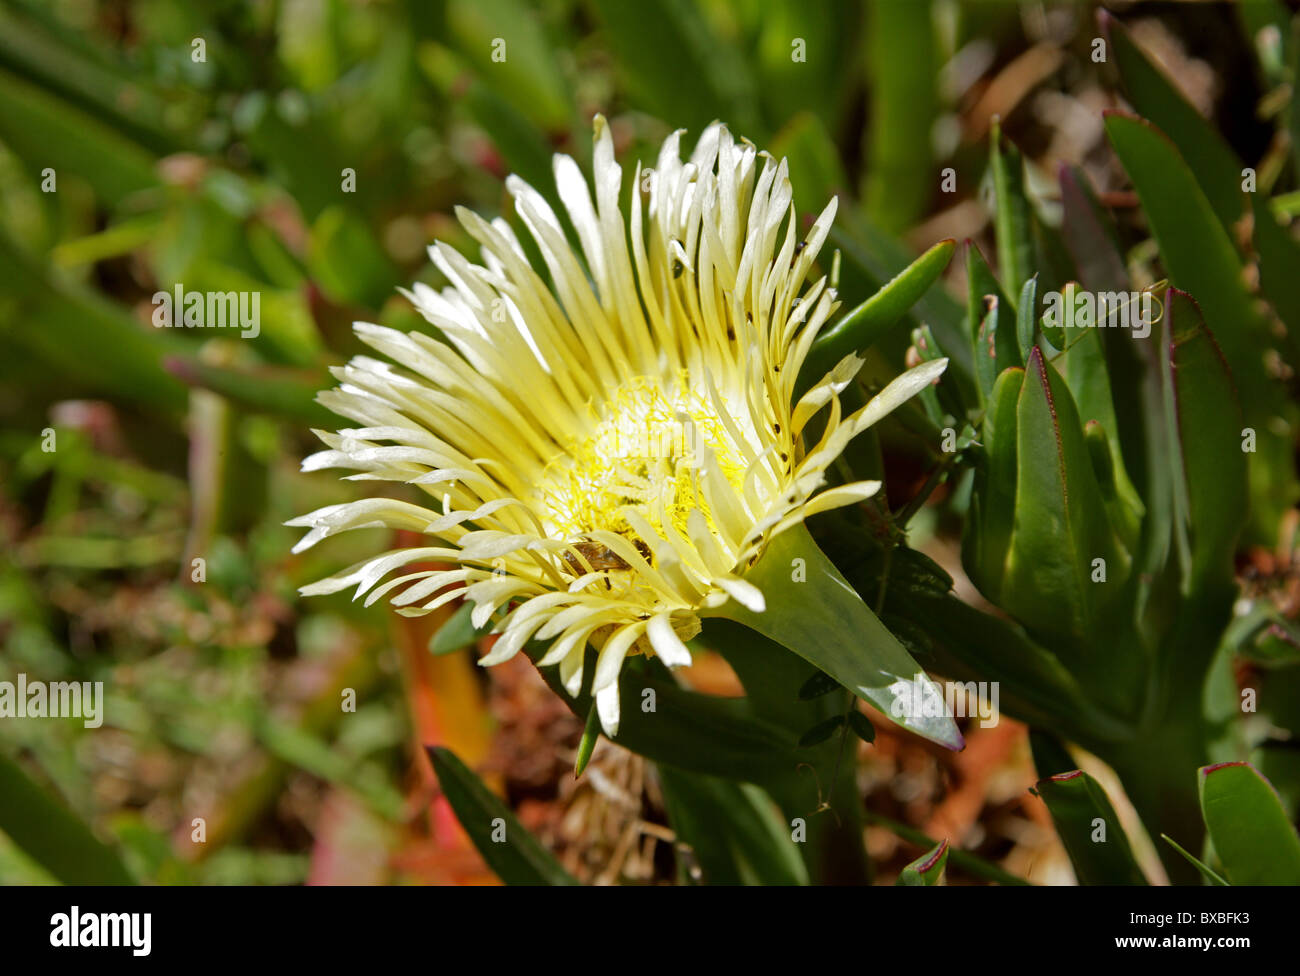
[291, 118, 945, 735]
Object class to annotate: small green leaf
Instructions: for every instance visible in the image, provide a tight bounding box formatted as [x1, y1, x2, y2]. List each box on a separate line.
[848, 710, 876, 744]
[427, 745, 579, 885]
[796, 670, 841, 701]
[896, 838, 948, 886]
[1015, 275, 1038, 362]
[798, 714, 844, 747]
[864, 809, 1030, 885]
[1198, 761, 1300, 884]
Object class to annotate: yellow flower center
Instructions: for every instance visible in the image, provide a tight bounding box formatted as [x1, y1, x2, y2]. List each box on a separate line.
[540, 372, 748, 548]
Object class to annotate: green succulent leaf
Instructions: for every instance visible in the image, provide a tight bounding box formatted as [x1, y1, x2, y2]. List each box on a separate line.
[895, 838, 948, 886]
[1105, 111, 1294, 537]
[573, 702, 601, 778]
[658, 765, 809, 886]
[1000, 347, 1124, 650]
[1160, 289, 1248, 594]
[707, 523, 963, 751]
[988, 117, 1034, 301]
[427, 745, 580, 886]
[863, 0, 937, 234]
[1015, 276, 1038, 362]
[1035, 770, 1147, 885]
[1058, 166, 1127, 292]
[0, 754, 136, 885]
[1198, 761, 1300, 885]
[800, 237, 955, 395]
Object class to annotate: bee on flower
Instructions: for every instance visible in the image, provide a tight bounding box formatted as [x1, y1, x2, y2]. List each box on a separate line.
[290, 117, 945, 736]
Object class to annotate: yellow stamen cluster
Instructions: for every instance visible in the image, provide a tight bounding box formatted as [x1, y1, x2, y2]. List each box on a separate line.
[540, 371, 749, 546]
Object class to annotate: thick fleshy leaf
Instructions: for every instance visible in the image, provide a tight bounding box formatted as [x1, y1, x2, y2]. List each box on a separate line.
[1105, 112, 1294, 536]
[1161, 289, 1248, 594]
[1198, 761, 1300, 885]
[1104, 113, 1267, 393]
[1035, 770, 1147, 885]
[1000, 347, 1125, 650]
[1104, 10, 1300, 351]
[1059, 323, 1143, 554]
[895, 839, 948, 886]
[890, 580, 1135, 749]
[831, 218, 974, 396]
[0, 754, 136, 885]
[966, 243, 1019, 406]
[0, 65, 158, 206]
[1015, 276, 1038, 362]
[963, 366, 1022, 602]
[164, 357, 336, 427]
[863, 809, 1030, 885]
[799, 238, 955, 395]
[863, 0, 936, 234]
[427, 746, 579, 885]
[658, 766, 809, 885]
[1058, 165, 1127, 292]
[1104, 12, 1245, 232]
[989, 117, 1034, 301]
[706, 523, 963, 750]
[573, 702, 601, 778]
